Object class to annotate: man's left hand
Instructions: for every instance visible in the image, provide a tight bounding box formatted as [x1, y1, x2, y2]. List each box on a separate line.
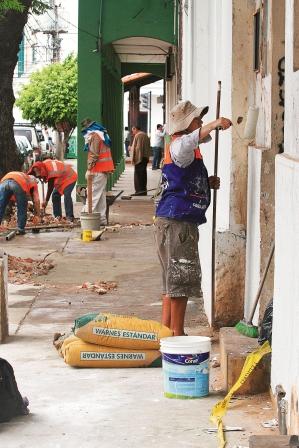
[209, 176, 220, 189]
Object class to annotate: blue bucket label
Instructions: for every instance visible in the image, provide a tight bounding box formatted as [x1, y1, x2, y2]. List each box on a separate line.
[162, 351, 209, 398]
[162, 352, 209, 365]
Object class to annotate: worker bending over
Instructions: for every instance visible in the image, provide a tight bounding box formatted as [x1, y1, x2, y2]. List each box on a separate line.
[0, 171, 41, 234]
[154, 101, 232, 336]
[28, 160, 77, 222]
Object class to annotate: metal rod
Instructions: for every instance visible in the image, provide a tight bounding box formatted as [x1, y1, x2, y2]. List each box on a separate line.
[248, 242, 275, 323]
[211, 81, 222, 329]
[5, 230, 16, 241]
[41, 181, 45, 217]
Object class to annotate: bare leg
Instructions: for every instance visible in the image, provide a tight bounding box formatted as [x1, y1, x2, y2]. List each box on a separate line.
[170, 297, 188, 336]
[161, 294, 171, 328]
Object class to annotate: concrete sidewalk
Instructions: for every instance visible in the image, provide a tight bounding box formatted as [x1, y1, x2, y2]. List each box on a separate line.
[0, 165, 275, 448]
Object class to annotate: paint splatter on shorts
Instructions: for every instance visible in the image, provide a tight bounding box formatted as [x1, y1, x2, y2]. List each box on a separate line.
[153, 217, 202, 298]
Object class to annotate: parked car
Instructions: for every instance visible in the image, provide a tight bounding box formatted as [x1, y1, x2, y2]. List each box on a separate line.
[15, 136, 33, 171]
[13, 123, 42, 162]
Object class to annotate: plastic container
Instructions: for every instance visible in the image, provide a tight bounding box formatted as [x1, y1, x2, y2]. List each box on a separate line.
[160, 336, 211, 399]
[80, 212, 102, 231]
[82, 230, 92, 242]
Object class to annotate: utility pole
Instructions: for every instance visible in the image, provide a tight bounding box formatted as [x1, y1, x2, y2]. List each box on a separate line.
[43, 0, 67, 63]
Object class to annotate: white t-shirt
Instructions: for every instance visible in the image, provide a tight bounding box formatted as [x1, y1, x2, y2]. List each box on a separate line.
[170, 128, 212, 168]
[153, 129, 165, 148]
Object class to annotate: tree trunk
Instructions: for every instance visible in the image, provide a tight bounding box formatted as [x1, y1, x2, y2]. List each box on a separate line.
[0, 1, 32, 177]
[55, 121, 73, 161]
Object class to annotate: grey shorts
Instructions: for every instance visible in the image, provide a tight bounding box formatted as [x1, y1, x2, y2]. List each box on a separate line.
[153, 217, 202, 298]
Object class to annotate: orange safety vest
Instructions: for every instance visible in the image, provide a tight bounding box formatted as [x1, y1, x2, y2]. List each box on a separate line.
[1, 172, 38, 196]
[88, 137, 114, 174]
[43, 159, 77, 194]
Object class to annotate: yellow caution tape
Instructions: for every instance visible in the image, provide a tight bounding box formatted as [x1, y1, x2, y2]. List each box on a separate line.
[210, 341, 272, 448]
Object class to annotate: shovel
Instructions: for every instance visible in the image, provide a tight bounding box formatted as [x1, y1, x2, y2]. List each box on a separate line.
[41, 181, 46, 218]
[33, 181, 46, 234]
[87, 174, 92, 213]
[121, 188, 158, 200]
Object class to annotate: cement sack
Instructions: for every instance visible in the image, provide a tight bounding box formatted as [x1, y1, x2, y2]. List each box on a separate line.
[61, 335, 162, 368]
[74, 312, 173, 349]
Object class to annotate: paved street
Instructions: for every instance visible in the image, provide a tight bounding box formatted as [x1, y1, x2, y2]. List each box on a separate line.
[0, 164, 275, 448]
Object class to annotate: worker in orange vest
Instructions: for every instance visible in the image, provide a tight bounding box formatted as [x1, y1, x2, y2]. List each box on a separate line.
[0, 172, 41, 234]
[81, 118, 114, 225]
[28, 159, 77, 222]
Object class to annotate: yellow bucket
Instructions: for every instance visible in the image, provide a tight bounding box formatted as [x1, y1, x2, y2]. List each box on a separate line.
[82, 230, 92, 242]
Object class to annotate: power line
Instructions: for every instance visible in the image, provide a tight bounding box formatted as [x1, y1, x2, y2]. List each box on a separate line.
[24, 24, 50, 64]
[52, 9, 98, 40]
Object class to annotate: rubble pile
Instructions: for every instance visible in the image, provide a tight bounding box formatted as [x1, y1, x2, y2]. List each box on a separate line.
[5, 212, 70, 229]
[79, 281, 117, 295]
[8, 255, 54, 284]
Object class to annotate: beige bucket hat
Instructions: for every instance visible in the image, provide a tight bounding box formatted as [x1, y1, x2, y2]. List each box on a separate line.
[168, 101, 209, 135]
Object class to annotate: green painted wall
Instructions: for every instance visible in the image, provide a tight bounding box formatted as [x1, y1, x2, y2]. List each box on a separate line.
[77, 0, 177, 187]
[101, 0, 177, 46]
[77, 0, 103, 186]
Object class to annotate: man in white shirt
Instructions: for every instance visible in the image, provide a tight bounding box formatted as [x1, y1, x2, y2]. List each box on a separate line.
[152, 124, 165, 170]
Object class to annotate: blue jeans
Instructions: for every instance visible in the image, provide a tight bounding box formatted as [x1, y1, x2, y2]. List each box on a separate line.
[152, 146, 163, 169]
[0, 180, 28, 230]
[125, 141, 130, 157]
[52, 181, 75, 219]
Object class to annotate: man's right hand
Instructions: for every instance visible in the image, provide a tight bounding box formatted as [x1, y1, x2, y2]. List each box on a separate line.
[215, 117, 232, 130]
[85, 170, 92, 180]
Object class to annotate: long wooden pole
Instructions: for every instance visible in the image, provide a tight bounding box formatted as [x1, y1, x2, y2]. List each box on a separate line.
[211, 81, 222, 328]
[87, 174, 92, 214]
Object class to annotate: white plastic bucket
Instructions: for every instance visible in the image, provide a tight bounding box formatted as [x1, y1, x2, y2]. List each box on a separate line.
[80, 212, 102, 231]
[160, 336, 211, 399]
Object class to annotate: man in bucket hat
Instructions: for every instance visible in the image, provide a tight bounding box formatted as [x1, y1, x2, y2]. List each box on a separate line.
[80, 118, 114, 225]
[154, 100, 231, 336]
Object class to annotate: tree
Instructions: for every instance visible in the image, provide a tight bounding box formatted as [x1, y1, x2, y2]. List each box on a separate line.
[16, 55, 77, 160]
[0, 0, 49, 177]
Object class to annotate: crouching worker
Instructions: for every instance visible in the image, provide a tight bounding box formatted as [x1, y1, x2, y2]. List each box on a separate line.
[154, 101, 232, 336]
[28, 160, 77, 222]
[0, 172, 41, 234]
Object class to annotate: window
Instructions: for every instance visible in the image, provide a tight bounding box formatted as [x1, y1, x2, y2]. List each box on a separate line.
[17, 37, 25, 77]
[253, 10, 261, 71]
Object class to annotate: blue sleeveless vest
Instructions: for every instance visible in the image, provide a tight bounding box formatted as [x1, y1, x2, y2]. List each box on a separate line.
[156, 137, 211, 225]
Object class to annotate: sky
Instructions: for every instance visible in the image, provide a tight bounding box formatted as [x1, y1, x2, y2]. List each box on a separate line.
[56, 0, 79, 59]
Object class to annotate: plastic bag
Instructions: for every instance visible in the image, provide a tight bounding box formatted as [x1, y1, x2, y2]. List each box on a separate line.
[258, 299, 273, 346]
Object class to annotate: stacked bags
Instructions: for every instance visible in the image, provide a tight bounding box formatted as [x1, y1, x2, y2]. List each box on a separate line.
[60, 312, 173, 368]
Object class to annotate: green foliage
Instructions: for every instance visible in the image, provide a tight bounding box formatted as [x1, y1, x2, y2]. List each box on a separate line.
[30, 0, 50, 15]
[0, 0, 49, 16]
[16, 55, 77, 130]
[0, 0, 24, 14]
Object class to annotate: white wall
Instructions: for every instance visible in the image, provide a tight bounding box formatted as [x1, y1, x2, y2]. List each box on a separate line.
[181, 0, 232, 320]
[244, 148, 261, 322]
[284, 0, 299, 158]
[271, 0, 299, 430]
[140, 80, 164, 140]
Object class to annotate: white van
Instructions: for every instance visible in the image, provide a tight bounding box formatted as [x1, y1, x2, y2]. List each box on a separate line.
[13, 123, 42, 162]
